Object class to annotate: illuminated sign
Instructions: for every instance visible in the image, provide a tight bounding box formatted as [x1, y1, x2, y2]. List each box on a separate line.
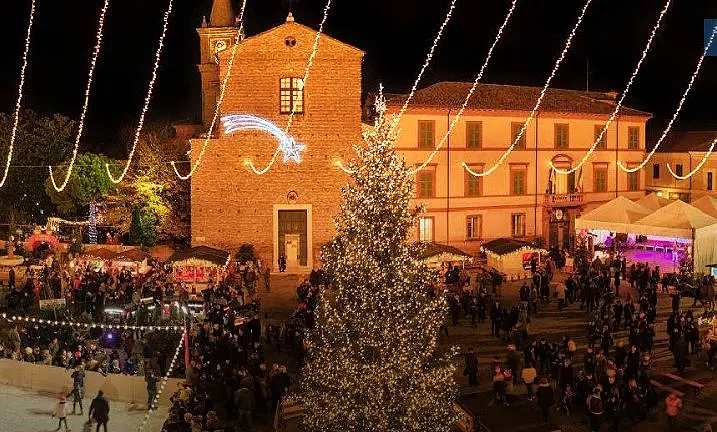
[220, 114, 306, 164]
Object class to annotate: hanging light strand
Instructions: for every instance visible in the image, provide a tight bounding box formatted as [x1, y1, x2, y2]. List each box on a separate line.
[137, 330, 186, 431]
[170, 0, 248, 180]
[245, 0, 334, 175]
[408, 0, 518, 175]
[390, 0, 459, 134]
[619, 22, 716, 174]
[105, 0, 175, 183]
[550, 0, 672, 176]
[464, 0, 594, 178]
[0, 0, 36, 189]
[48, 0, 111, 192]
[667, 137, 717, 180]
[1, 312, 184, 332]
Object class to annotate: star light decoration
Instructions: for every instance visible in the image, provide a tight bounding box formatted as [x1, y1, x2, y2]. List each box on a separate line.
[221, 114, 306, 164]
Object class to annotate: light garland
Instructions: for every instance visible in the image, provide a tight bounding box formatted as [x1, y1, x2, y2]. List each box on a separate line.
[666, 136, 717, 180]
[245, 0, 334, 175]
[464, 0, 594, 178]
[390, 0, 458, 134]
[619, 21, 717, 174]
[170, 0, 248, 180]
[221, 114, 306, 163]
[137, 329, 186, 432]
[105, 0, 175, 184]
[408, 0, 517, 175]
[1, 313, 183, 332]
[550, 0, 672, 176]
[48, 0, 111, 192]
[0, 0, 36, 189]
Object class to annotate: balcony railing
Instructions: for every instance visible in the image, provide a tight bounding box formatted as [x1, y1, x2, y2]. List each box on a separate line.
[544, 192, 584, 206]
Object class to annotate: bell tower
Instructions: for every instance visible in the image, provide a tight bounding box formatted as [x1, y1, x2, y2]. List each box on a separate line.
[197, 0, 241, 127]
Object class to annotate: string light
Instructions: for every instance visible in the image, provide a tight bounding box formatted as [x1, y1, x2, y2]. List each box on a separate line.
[619, 21, 716, 174]
[464, 0, 594, 178]
[1, 312, 183, 332]
[390, 0, 458, 133]
[0, 0, 36, 189]
[550, 0, 672, 176]
[666, 137, 717, 180]
[170, 0, 248, 180]
[48, 0, 110, 192]
[105, 0, 175, 183]
[245, 0, 334, 175]
[137, 329, 186, 432]
[408, 0, 518, 175]
[221, 114, 306, 163]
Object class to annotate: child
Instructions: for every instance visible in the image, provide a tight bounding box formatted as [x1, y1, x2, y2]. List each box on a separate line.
[52, 395, 71, 431]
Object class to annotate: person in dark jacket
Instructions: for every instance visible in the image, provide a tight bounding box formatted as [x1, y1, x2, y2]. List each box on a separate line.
[464, 347, 479, 386]
[536, 378, 554, 419]
[89, 390, 110, 432]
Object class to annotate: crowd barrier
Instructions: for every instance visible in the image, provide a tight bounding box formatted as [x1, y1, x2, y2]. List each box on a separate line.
[0, 359, 183, 405]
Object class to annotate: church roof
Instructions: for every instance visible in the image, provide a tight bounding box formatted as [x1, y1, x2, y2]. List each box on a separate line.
[384, 82, 652, 117]
[210, 0, 235, 27]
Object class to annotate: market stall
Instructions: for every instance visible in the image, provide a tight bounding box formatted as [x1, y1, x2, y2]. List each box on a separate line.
[635, 192, 670, 211]
[481, 238, 546, 280]
[167, 246, 231, 285]
[111, 248, 151, 274]
[76, 248, 117, 271]
[412, 242, 473, 269]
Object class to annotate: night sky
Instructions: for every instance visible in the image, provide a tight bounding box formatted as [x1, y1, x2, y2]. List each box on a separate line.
[1, 0, 716, 154]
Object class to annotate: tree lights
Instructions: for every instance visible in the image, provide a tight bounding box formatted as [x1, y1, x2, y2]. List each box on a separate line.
[0, 0, 36, 189]
[105, 0, 175, 184]
[49, 0, 111, 192]
[464, 0, 594, 178]
[299, 92, 457, 432]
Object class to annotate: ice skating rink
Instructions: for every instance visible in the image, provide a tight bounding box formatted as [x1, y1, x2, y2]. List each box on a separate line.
[0, 384, 167, 432]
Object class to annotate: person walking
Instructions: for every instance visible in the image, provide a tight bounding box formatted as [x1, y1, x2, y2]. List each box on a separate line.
[70, 365, 85, 415]
[51, 394, 71, 432]
[521, 362, 537, 401]
[234, 385, 255, 430]
[146, 372, 158, 411]
[665, 392, 682, 430]
[587, 387, 604, 432]
[88, 390, 110, 432]
[464, 347, 479, 386]
[536, 378, 554, 420]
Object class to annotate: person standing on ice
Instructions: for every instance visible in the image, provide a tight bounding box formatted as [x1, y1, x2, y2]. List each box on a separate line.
[52, 394, 71, 432]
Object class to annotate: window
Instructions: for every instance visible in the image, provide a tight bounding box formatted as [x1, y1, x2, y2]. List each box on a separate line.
[419, 217, 434, 242]
[511, 213, 526, 237]
[511, 122, 527, 149]
[464, 166, 483, 197]
[554, 123, 569, 149]
[653, 164, 660, 179]
[280, 77, 304, 114]
[416, 171, 435, 198]
[628, 126, 640, 149]
[627, 171, 639, 191]
[593, 164, 608, 192]
[708, 172, 714, 191]
[466, 215, 482, 240]
[465, 121, 482, 149]
[418, 120, 435, 149]
[675, 164, 684, 177]
[594, 124, 607, 149]
[510, 167, 527, 196]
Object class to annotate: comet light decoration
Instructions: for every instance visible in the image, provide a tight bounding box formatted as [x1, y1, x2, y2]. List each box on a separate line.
[667, 136, 717, 180]
[49, 0, 110, 192]
[619, 22, 717, 175]
[105, 0, 175, 184]
[170, 0, 248, 180]
[245, 0, 334, 175]
[221, 114, 306, 163]
[0, 0, 36, 189]
[464, 0, 594, 178]
[549, 0, 672, 176]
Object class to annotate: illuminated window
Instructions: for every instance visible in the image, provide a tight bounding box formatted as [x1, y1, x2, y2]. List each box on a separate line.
[511, 213, 526, 237]
[628, 126, 640, 149]
[511, 122, 526, 149]
[418, 120, 435, 149]
[419, 217, 434, 242]
[554, 123, 569, 149]
[280, 77, 304, 114]
[416, 171, 435, 198]
[466, 215, 482, 240]
[466, 121, 482, 149]
[594, 124, 607, 149]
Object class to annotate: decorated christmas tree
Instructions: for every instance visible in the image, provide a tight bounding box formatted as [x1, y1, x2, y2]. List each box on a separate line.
[300, 90, 457, 432]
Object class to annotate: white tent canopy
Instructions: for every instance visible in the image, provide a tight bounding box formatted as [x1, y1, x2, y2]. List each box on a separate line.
[575, 196, 651, 233]
[636, 192, 670, 211]
[691, 195, 717, 218]
[630, 200, 717, 239]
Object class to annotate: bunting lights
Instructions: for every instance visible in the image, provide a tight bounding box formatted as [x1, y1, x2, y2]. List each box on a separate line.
[408, 0, 518, 175]
[619, 21, 717, 175]
[105, 0, 175, 183]
[48, 0, 111, 192]
[666, 136, 717, 180]
[170, 0, 248, 180]
[0, 0, 36, 189]
[1, 313, 184, 332]
[221, 114, 306, 163]
[464, 0, 594, 178]
[245, 0, 334, 175]
[550, 0, 672, 176]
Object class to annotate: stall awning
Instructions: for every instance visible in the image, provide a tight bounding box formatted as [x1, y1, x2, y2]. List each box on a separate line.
[635, 192, 671, 211]
[112, 248, 150, 263]
[81, 248, 116, 261]
[575, 196, 651, 233]
[167, 246, 230, 267]
[412, 242, 472, 262]
[481, 238, 534, 256]
[631, 200, 717, 239]
[691, 195, 717, 218]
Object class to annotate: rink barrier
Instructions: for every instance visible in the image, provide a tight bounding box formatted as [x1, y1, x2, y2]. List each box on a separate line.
[0, 359, 183, 405]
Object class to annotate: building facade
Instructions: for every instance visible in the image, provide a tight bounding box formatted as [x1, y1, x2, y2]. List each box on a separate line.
[644, 131, 717, 202]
